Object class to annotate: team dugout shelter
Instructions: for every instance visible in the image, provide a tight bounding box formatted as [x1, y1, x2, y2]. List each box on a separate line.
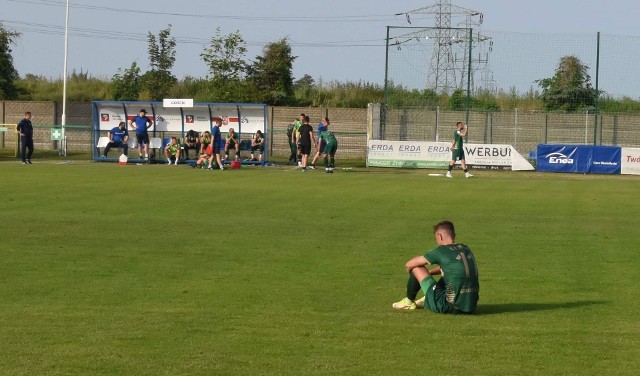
[92, 101, 268, 165]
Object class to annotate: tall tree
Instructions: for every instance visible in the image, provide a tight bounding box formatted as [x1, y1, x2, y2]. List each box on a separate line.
[111, 62, 142, 100]
[0, 23, 21, 99]
[144, 25, 177, 101]
[248, 38, 296, 106]
[536, 55, 597, 112]
[201, 28, 247, 81]
[200, 28, 248, 102]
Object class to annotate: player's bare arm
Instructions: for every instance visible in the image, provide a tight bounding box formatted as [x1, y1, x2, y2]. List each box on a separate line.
[405, 255, 429, 272]
[460, 124, 468, 137]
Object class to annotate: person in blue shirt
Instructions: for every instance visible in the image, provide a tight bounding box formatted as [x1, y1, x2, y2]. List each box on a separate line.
[102, 121, 129, 158]
[16, 111, 34, 164]
[210, 118, 224, 170]
[129, 109, 153, 159]
[310, 117, 329, 169]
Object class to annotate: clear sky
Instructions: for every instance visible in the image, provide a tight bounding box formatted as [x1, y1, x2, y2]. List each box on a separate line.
[2, 0, 639, 96]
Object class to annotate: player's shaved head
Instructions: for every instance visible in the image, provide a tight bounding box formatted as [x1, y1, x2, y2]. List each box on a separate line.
[434, 220, 456, 240]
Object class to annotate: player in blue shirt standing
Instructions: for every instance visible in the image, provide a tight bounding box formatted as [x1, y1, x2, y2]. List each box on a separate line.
[16, 111, 34, 164]
[129, 109, 153, 159]
[102, 121, 129, 158]
[210, 118, 224, 170]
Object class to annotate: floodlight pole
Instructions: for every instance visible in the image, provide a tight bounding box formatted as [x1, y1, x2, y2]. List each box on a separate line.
[594, 32, 600, 145]
[465, 28, 472, 126]
[61, 0, 70, 156]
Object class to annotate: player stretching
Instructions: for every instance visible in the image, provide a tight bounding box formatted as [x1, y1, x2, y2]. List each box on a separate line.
[318, 124, 338, 173]
[446, 121, 473, 178]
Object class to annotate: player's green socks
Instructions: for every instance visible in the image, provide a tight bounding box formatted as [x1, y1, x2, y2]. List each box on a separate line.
[330, 157, 335, 167]
[406, 273, 421, 301]
[324, 156, 329, 167]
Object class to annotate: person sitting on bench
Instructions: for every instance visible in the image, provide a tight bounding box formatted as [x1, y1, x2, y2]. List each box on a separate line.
[224, 128, 241, 161]
[103, 121, 129, 158]
[250, 130, 265, 161]
[182, 129, 200, 159]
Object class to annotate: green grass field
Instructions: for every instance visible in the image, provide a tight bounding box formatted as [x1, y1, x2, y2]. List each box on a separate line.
[1, 160, 639, 375]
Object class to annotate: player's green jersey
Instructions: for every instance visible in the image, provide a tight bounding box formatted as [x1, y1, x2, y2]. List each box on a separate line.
[452, 130, 463, 150]
[293, 120, 303, 139]
[319, 130, 337, 145]
[424, 243, 479, 313]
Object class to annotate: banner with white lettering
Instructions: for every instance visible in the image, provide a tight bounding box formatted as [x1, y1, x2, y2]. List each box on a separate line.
[366, 140, 534, 171]
[590, 146, 621, 174]
[536, 144, 621, 174]
[621, 147, 640, 175]
[536, 144, 582, 173]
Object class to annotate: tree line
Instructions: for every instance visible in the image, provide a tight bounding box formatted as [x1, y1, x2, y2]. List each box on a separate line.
[2, 22, 640, 112]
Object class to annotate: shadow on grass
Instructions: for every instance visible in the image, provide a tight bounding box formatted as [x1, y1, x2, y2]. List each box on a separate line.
[476, 300, 607, 315]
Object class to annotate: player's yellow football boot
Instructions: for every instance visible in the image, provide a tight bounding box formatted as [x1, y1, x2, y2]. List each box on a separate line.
[392, 297, 416, 310]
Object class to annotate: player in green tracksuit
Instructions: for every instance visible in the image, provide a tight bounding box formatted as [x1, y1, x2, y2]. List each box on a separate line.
[318, 127, 338, 173]
[392, 220, 479, 314]
[447, 121, 473, 178]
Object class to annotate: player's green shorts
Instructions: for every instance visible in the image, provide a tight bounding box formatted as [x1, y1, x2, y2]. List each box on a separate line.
[451, 148, 465, 161]
[323, 141, 337, 155]
[420, 276, 460, 314]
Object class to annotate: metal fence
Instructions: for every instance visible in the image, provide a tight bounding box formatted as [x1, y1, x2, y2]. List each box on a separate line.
[4, 101, 640, 161]
[1, 102, 368, 160]
[380, 107, 639, 157]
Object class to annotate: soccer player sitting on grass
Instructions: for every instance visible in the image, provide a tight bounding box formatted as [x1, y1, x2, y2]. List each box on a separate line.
[392, 220, 479, 314]
[164, 137, 181, 165]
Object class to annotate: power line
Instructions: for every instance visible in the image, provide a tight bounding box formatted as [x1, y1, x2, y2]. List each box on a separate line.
[1, 18, 386, 48]
[5, 0, 431, 23]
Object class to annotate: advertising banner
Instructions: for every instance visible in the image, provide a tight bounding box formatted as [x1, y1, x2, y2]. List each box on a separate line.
[97, 104, 128, 131]
[621, 148, 640, 175]
[367, 140, 450, 169]
[536, 144, 621, 174]
[536, 144, 583, 173]
[366, 140, 534, 170]
[590, 146, 621, 174]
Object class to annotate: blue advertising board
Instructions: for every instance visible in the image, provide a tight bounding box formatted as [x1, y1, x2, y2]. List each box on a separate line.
[589, 146, 621, 174]
[537, 145, 583, 173]
[536, 144, 621, 174]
